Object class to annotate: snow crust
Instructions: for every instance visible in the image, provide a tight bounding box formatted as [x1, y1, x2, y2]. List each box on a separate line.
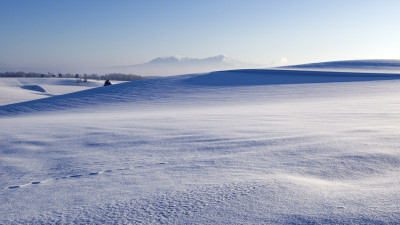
[2, 67, 400, 223]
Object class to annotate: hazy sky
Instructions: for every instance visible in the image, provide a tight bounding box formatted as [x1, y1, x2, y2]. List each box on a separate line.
[1, 0, 400, 73]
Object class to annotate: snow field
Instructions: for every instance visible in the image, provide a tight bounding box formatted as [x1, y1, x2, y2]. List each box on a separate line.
[1, 69, 400, 223]
[0, 78, 111, 106]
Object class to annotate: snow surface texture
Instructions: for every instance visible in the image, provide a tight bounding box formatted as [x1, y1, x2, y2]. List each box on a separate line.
[2, 65, 400, 223]
[0, 78, 109, 106]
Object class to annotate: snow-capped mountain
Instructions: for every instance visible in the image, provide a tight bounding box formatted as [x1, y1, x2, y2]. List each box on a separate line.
[147, 55, 243, 66]
[111, 55, 264, 76]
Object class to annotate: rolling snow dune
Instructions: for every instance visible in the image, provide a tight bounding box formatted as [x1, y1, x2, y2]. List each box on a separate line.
[0, 78, 108, 106]
[187, 69, 400, 86]
[283, 59, 400, 73]
[2, 69, 400, 116]
[2, 68, 400, 223]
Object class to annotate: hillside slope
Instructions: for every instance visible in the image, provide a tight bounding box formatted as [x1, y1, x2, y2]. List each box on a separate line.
[2, 69, 400, 116]
[283, 59, 400, 73]
[2, 66, 400, 223]
[0, 78, 107, 106]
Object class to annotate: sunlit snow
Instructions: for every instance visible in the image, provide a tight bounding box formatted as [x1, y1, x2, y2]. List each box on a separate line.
[0, 78, 108, 106]
[2, 64, 400, 223]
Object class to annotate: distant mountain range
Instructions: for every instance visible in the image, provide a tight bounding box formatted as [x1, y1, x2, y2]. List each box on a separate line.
[110, 55, 266, 76]
[147, 55, 244, 66]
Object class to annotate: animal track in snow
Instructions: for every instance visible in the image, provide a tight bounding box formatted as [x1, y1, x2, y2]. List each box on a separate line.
[3, 169, 114, 190]
[8, 186, 20, 189]
[3, 165, 157, 190]
[69, 175, 82, 178]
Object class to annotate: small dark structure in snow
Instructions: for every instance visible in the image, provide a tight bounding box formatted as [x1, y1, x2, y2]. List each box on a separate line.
[104, 80, 112, 86]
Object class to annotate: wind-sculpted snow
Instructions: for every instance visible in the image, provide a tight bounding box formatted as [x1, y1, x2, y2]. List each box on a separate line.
[186, 69, 400, 86]
[2, 68, 400, 223]
[0, 78, 106, 106]
[20, 85, 48, 94]
[2, 69, 400, 116]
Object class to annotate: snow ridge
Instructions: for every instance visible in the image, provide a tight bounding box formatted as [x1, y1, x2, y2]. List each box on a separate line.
[283, 59, 400, 73]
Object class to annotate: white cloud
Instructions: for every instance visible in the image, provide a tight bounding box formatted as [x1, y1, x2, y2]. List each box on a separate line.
[280, 57, 288, 65]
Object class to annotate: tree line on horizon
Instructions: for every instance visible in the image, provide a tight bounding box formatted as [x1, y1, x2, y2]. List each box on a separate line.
[0, 71, 145, 81]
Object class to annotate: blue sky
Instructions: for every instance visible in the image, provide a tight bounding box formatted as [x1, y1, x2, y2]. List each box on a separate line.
[1, 0, 399, 73]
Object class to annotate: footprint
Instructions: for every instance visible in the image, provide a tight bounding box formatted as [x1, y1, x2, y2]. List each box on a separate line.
[5, 169, 117, 191]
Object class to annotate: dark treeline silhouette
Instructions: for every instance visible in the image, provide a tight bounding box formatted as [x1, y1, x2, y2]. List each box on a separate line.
[0, 71, 43, 77]
[0, 72, 145, 81]
[90, 73, 144, 81]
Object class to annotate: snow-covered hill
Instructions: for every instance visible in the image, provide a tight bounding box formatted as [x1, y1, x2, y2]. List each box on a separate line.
[2, 63, 400, 223]
[283, 59, 400, 73]
[0, 78, 109, 106]
[2, 69, 400, 116]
